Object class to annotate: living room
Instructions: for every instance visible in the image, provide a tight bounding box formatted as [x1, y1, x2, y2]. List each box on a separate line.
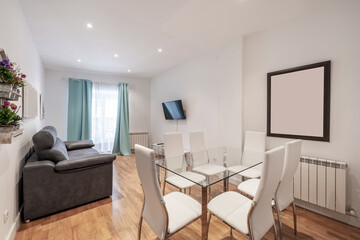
[1, 0, 360, 239]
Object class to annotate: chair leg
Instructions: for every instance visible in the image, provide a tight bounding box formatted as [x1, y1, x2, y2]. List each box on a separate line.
[272, 208, 278, 240]
[207, 213, 212, 239]
[274, 200, 283, 240]
[138, 215, 143, 240]
[162, 181, 166, 195]
[189, 187, 192, 195]
[230, 227, 234, 239]
[273, 222, 278, 240]
[292, 201, 297, 235]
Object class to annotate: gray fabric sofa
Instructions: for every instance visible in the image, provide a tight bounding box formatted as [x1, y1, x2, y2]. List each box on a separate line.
[23, 126, 116, 221]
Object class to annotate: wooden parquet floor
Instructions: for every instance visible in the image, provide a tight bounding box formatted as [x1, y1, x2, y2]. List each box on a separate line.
[15, 154, 360, 240]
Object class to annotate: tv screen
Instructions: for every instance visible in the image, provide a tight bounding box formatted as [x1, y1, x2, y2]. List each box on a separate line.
[162, 100, 186, 120]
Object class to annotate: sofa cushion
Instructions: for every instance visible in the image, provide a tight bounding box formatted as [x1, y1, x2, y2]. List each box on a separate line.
[55, 154, 116, 172]
[37, 138, 69, 163]
[68, 148, 99, 160]
[32, 126, 57, 153]
[64, 140, 95, 151]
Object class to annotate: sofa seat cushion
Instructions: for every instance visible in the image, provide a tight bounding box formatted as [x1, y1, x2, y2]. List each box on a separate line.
[55, 154, 116, 171]
[68, 148, 99, 160]
[37, 137, 69, 163]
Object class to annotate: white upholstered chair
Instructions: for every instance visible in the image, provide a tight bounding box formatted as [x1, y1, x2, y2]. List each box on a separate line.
[163, 132, 206, 195]
[135, 144, 202, 240]
[227, 131, 266, 179]
[237, 139, 302, 238]
[189, 131, 227, 192]
[207, 146, 285, 240]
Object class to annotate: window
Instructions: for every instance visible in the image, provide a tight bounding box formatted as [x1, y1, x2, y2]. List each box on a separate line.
[92, 82, 118, 153]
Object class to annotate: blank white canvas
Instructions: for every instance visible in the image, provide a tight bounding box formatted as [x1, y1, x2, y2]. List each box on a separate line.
[23, 84, 38, 118]
[271, 67, 324, 137]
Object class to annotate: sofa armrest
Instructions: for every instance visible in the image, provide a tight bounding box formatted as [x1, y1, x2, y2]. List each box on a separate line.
[64, 140, 95, 151]
[55, 154, 116, 172]
[23, 160, 55, 174]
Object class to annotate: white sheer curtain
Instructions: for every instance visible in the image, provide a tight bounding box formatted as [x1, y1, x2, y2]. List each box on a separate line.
[92, 82, 118, 153]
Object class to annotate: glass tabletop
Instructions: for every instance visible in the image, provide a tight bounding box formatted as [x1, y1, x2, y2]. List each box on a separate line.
[156, 147, 264, 187]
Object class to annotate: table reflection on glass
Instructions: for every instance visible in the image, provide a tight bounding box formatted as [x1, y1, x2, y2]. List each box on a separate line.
[156, 147, 263, 240]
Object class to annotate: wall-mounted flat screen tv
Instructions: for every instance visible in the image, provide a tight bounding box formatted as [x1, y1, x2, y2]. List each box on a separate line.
[162, 100, 186, 120]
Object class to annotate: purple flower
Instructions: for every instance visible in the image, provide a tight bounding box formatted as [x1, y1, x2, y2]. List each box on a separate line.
[5, 64, 11, 69]
[21, 74, 26, 78]
[2, 59, 9, 64]
[3, 101, 10, 107]
[11, 104, 17, 110]
[0, 61, 4, 66]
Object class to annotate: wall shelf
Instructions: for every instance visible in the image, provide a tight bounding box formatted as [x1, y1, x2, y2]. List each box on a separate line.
[0, 128, 23, 144]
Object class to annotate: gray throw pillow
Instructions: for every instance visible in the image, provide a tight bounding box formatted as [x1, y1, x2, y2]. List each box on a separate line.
[32, 126, 57, 153]
[37, 138, 69, 163]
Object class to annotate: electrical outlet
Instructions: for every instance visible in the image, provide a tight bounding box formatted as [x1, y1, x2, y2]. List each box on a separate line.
[3, 210, 9, 224]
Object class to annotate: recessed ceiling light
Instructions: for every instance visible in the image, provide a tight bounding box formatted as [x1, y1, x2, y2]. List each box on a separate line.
[86, 23, 93, 29]
[158, 48, 163, 53]
[127, 69, 131, 72]
[77, 59, 82, 63]
[114, 54, 119, 58]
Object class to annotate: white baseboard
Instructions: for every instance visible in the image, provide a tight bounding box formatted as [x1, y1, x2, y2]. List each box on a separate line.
[295, 199, 360, 229]
[5, 212, 21, 240]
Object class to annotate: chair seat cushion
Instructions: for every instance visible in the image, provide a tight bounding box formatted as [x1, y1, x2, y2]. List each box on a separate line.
[227, 165, 248, 173]
[193, 163, 227, 176]
[228, 164, 262, 179]
[208, 191, 252, 235]
[164, 192, 201, 234]
[240, 168, 261, 178]
[166, 171, 206, 189]
[237, 178, 260, 197]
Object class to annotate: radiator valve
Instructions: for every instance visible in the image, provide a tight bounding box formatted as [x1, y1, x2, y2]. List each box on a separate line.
[346, 208, 357, 217]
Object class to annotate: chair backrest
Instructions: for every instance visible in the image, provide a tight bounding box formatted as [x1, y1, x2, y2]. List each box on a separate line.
[276, 140, 302, 211]
[242, 131, 266, 166]
[164, 132, 184, 157]
[249, 146, 285, 240]
[189, 131, 208, 166]
[164, 132, 185, 174]
[135, 144, 167, 239]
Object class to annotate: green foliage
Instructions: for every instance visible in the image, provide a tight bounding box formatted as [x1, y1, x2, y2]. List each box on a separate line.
[0, 102, 22, 126]
[0, 59, 26, 88]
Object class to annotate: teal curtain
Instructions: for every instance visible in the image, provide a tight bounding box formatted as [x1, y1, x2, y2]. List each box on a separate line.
[112, 83, 131, 155]
[67, 78, 93, 141]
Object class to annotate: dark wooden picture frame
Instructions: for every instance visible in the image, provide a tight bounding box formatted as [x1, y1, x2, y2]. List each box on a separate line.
[267, 61, 331, 142]
[0, 48, 7, 60]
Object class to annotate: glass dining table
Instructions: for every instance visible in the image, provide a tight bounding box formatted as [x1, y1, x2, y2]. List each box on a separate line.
[156, 147, 263, 240]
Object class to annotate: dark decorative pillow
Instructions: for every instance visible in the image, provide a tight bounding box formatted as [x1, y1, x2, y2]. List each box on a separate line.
[64, 140, 95, 151]
[32, 126, 57, 153]
[37, 138, 69, 163]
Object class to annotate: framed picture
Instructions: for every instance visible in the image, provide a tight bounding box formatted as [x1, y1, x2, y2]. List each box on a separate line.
[267, 61, 331, 142]
[0, 48, 7, 60]
[22, 84, 38, 118]
[39, 94, 45, 120]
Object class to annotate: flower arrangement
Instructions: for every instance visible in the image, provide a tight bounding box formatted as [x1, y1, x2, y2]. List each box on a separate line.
[0, 101, 22, 126]
[0, 59, 26, 88]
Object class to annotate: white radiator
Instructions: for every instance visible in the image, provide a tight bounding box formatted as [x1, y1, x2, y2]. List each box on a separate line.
[294, 156, 347, 214]
[129, 132, 149, 150]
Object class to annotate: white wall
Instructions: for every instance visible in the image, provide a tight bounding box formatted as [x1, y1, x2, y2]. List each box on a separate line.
[150, 41, 243, 150]
[243, 0, 360, 227]
[44, 68, 150, 140]
[0, 1, 44, 239]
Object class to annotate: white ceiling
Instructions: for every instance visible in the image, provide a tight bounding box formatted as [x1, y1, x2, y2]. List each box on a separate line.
[19, 0, 331, 78]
